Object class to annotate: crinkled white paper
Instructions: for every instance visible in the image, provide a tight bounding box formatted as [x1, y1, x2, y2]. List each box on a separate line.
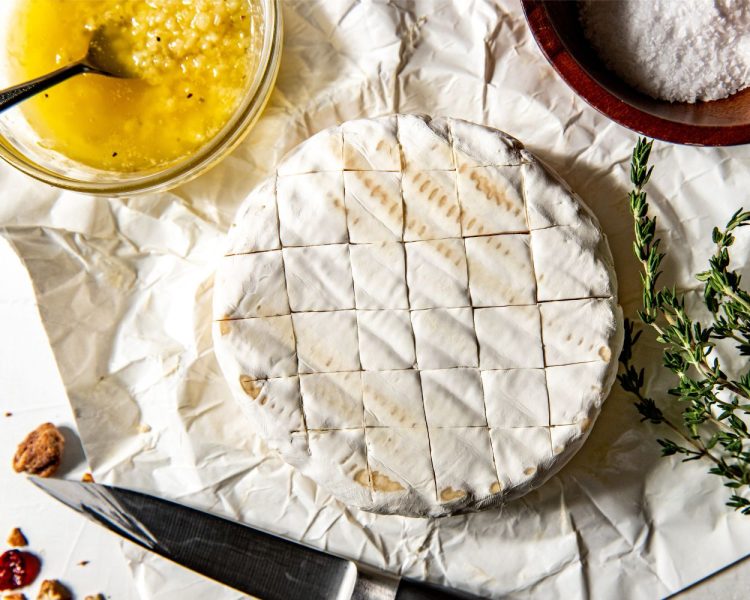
[3, 1, 750, 598]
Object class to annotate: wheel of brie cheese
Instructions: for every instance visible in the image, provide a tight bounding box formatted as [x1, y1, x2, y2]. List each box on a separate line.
[212, 115, 623, 517]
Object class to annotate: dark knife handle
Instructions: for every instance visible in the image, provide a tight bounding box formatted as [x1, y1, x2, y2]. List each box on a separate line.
[396, 577, 487, 600]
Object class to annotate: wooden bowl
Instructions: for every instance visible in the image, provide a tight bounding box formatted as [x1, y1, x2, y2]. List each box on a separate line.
[521, 0, 750, 146]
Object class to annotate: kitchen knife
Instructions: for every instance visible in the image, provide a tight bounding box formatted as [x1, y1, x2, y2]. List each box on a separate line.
[30, 477, 483, 600]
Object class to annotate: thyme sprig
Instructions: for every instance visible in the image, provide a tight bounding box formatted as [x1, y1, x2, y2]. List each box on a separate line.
[619, 138, 750, 514]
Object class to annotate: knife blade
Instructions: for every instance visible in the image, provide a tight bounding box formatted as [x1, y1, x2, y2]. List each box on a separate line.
[30, 478, 482, 600]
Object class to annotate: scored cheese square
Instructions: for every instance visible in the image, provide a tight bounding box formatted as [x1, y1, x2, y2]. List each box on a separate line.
[363, 370, 426, 427]
[550, 424, 585, 457]
[282, 244, 354, 312]
[402, 170, 462, 241]
[430, 427, 500, 504]
[277, 127, 343, 175]
[213, 251, 290, 320]
[307, 429, 372, 507]
[474, 306, 544, 369]
[300, 371, 364, 429]
[420, 368, 487, 427]
[540, 298, 620, 366]
[411, 307, 479, 369]
[456, 165, 528, 236]
[482, 369, 549, 428]
[292, 311, 361, 373]
[224, 178, 280, 254]
[366, 426, 437, 506]
[357, 310, 416, 370]
[522, 159, 595, 230]
[343, 116, 401, 171]
[449, 118, 526, 168]
[405, 239, 469, 309]
[213, 316, 297, 379]
[344, 171, 403, 243]
[465, 234, 536, 307]
[236, 376, 305, 438]
[490, 427, 552, 488]
[350, 242, 408, 309]
[531, 225, 615, 301]
[277, 172, 348, 246]
[546, 362, 611, 425]
[397, 114, 454, 170]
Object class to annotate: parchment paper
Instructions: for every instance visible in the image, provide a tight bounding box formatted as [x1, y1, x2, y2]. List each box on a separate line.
[3, 1, 750, 598]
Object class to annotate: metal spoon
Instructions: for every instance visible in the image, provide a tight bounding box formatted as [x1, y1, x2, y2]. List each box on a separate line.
[0, 27, 136, 113]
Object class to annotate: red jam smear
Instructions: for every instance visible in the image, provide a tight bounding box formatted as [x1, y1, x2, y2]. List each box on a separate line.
[0, 549, 41, 590]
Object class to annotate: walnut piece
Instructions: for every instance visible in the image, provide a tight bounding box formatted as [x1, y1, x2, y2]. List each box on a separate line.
[12, 424, 65, 478]
[6, 528, 27, 547]
[36, 580, 71, 600]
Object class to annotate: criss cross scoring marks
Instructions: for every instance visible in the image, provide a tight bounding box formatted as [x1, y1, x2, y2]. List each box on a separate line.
[213, 115, 623, 517]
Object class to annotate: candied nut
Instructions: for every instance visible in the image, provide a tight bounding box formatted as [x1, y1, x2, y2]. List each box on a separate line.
[84, 595, 105, 600]
[6, 528, 27, 547]
[12, 424, 65, 478]
[36, 580, 71, 600]
[5, 593, 26, 600]
[81, 473, 95, 483]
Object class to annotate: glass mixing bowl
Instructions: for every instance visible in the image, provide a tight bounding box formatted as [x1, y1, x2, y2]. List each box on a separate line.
[0, 0, 282, 195]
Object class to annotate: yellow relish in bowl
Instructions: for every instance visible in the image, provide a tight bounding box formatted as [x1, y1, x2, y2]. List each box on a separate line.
[7, 0, 263, 172]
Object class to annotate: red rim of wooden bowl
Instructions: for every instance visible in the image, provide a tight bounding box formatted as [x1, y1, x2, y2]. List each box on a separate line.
[521, 0, 750, 146]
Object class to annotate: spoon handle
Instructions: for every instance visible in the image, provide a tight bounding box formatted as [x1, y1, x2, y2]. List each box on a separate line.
[0, 61, 92, 113]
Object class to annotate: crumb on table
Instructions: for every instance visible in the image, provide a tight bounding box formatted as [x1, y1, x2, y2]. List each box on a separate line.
[36, 580, 71, 600]
[6, 528, 27, 547]
[81, 473, 94, 483]
[12, 423, 65, 478]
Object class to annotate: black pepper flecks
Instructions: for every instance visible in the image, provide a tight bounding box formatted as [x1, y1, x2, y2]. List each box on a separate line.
[112, 152, 118, 157]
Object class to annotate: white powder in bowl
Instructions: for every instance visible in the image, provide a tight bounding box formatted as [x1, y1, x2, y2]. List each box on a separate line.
[579, 0, 750, 103]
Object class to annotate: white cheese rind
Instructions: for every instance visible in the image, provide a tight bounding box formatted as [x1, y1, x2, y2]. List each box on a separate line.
[343, 116, 401, 171]
[402, 169, 462, 241]
[292, 310, 361, 374]
[540, 298, 620, 366]
[213, 115, 623, 517]
[421, 368, 487, 427]
[474, 305, 545, 369]
[224, 178, 280, 254]
[277, 172, 347, 246]
[362, 370, 426, 427]
[282, 245, 355, 312]
[531, 225, 615, 302]
[411, 307, 479, 369]
[357, 310, 416, 370]
[430, 427, 500, 507]
[213, 251, 290, 320]
[349, 242, 408, 310]
[481, 369, 550, 428]
[465, 234, 536, 307]
[300, 371, 364, 429]
[456, 165, 528, 236]
[344, 171, 403, 242]
[405, 239, 470, 309]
